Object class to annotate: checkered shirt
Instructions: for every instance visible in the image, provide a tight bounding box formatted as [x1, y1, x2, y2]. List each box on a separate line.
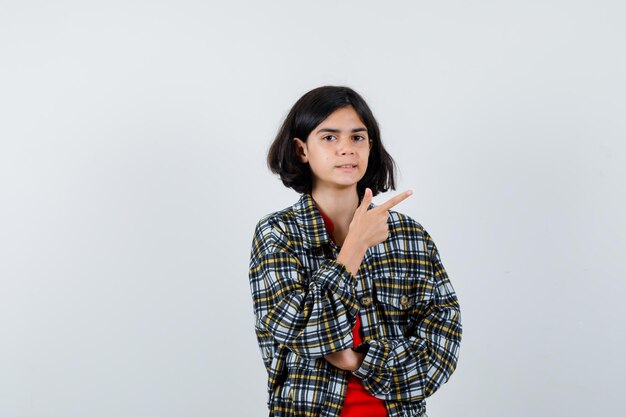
[248, 193, 462, 417]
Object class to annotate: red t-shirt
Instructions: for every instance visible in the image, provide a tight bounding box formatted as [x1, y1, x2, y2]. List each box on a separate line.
[317, 206, 387, 417]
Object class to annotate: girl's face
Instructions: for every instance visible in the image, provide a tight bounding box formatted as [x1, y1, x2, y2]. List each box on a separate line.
[293, 106, 372, 193]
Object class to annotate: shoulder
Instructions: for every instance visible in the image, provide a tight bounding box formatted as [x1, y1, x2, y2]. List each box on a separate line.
[386, 208, 438, 253]
[387, 208, 425, 234]
[254, 203, 297, 234]
[251, 200, 300, 249]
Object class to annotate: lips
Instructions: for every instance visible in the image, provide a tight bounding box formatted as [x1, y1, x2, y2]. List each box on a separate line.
[336, 164, 357, 168]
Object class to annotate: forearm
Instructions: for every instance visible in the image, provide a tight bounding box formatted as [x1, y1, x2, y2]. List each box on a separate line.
[336, 236, 368, 276]
[322, 239, 368, 368]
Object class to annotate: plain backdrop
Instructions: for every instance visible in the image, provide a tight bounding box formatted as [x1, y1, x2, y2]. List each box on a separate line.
[1, 1, 625, 416]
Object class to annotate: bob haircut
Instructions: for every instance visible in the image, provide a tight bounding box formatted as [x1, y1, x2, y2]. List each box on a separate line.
[267, 86, 396, 197]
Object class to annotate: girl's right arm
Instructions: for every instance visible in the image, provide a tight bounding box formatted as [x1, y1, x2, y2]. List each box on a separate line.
[324, 189, 413, 370]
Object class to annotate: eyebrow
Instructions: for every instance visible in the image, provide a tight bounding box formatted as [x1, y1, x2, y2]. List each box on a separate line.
[315, 127, 368, 134]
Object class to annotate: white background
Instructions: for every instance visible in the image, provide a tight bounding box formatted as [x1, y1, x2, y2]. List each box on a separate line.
[1, 1, 625, 416]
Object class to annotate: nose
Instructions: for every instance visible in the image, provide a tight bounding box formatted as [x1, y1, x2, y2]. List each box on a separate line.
[337, 137, 356, 155]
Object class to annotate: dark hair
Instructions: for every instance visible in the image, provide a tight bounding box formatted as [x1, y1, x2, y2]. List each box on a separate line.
[267, 86, 396, 197]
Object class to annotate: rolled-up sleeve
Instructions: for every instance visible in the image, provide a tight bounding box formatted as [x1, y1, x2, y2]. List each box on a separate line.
[352, 229, 462, 401]
[248, 218, 360, 360]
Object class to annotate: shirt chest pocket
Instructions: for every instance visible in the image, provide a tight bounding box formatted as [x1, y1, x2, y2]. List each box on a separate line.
[372, 275, 434, 337]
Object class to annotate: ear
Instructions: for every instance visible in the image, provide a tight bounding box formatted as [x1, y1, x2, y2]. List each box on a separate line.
[293, 138, 308, 163]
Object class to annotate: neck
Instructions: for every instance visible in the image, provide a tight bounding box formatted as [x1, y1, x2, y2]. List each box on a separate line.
[310, 185, 359, 230]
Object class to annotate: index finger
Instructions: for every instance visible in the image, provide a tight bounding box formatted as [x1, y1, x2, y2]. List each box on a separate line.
[378, 190, 413, 211]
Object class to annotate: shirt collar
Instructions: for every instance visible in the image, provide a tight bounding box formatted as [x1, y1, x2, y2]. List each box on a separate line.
[293, 193, 331, 249]
[292, 192, 376, 249]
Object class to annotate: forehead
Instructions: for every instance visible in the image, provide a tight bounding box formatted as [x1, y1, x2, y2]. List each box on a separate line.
[315, 106, 367, 131]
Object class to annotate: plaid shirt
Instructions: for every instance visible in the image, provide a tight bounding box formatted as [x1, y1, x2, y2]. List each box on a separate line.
[248, 193, 462, 417]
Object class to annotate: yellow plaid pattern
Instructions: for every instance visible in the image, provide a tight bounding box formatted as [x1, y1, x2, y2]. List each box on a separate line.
[248, 193, 462, 417]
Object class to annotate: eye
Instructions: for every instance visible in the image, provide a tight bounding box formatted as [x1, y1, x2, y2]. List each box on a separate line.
[353, 135, 366, 141]
[322, 135, 336, 142]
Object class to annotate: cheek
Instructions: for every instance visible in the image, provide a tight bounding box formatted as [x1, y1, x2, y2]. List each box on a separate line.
[310, 154, 332, 170]
[360, 153, 370, 168]
[308, 156, 330, 175]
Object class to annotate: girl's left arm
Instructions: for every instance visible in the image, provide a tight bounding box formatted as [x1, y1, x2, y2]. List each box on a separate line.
[351, 229, 463, 402]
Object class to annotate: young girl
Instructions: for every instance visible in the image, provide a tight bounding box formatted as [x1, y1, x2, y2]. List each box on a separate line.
[248, 86, 462, 417]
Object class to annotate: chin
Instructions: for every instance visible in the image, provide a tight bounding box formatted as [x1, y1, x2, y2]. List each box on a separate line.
[335, 181, 361, 189]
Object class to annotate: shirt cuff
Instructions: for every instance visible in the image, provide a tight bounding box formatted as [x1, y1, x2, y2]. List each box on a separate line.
[352, 339, 390, 380]
[316, 259, 357, 291]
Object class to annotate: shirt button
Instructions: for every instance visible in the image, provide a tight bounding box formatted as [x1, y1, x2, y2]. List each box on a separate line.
[400, 295, 410, 307]
[360, 296, 373, 307]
